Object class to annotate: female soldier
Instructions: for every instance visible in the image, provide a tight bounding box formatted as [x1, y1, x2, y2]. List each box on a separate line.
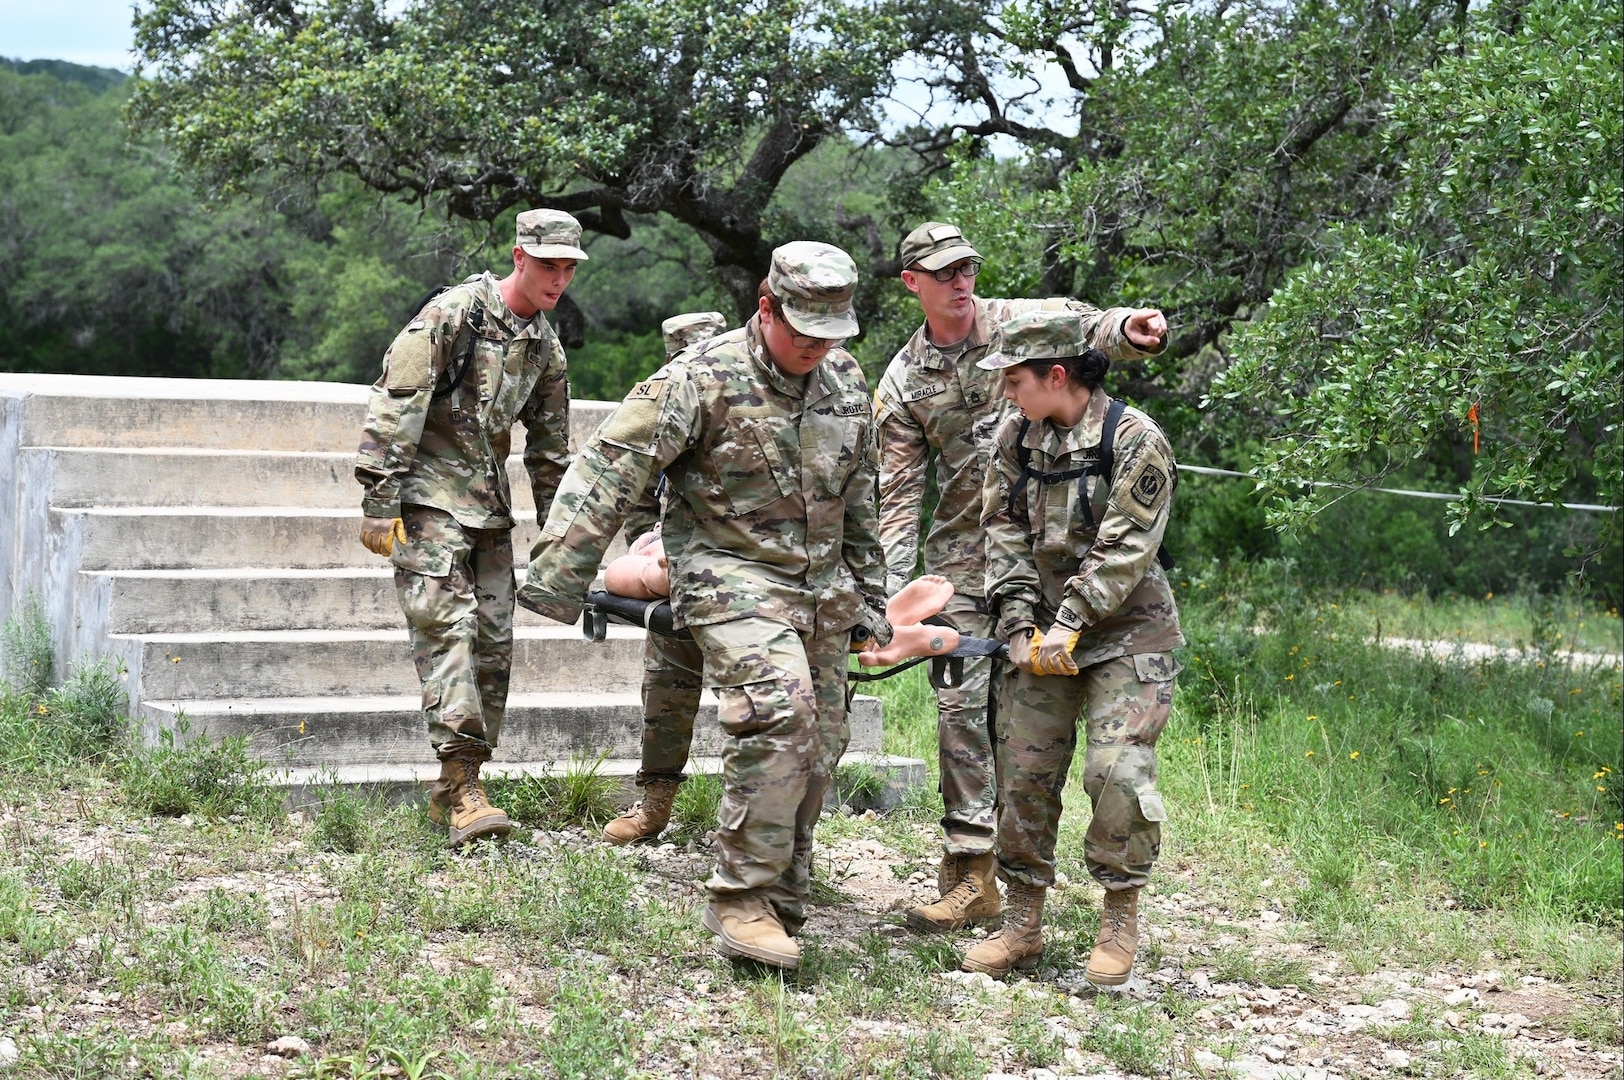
[967, 308, 1183, 984]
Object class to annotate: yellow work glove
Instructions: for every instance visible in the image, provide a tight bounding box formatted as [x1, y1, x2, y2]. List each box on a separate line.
[1033, 625, 1082, 676]
[1008, 628, 1042, 675]
[360, 516, 406, 557]
[1033, 598, 1088, 676]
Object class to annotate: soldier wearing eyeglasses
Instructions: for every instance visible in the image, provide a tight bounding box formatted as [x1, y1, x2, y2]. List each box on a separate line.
[873, 221, 1170, 935]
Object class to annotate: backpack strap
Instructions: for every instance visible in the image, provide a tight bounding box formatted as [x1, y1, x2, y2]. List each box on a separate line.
[1004, 398, 1176, 569]
[432, 303, 484, 402]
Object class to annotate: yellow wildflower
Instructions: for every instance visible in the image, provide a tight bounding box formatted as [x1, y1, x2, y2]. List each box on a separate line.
[1349, 751, 1361, 761]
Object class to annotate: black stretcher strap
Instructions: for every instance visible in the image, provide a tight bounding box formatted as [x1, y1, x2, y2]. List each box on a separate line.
[581, 590, 1007, 689]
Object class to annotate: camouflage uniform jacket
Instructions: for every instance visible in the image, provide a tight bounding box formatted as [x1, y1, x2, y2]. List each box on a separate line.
[874, 297, 1161, 598]
[521, 318, 892, 644]
[981, 389, 1184, 667]
[356, 272, 571, 530]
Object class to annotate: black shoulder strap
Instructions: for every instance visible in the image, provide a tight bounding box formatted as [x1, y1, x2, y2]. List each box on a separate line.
[431, 300, 484, 402]
[1007, 417, 1035, 518]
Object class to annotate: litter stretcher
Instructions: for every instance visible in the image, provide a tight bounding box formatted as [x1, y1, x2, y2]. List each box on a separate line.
[581, 589, 1008, 691]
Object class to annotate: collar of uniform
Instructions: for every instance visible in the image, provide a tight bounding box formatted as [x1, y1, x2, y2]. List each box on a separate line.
[1058, 388, 1113, 455]
[915, 296, 995, 372]
[743, 313, 831, 402]
[473, 271, 549, 339]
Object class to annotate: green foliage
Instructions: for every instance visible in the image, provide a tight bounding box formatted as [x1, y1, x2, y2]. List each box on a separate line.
[537, 972, 636, 1080]
[1170, 563, 1624, 929]
[130, 0, 911, 312]
[486, 755, 619, 827]
[0, 594, 53, 702]
[1217, 0, 1622, 537]
[929, 0, 1459, 384]
[308, 785, 378, 854]
[668, 773, 724, 844]
[45, 657, 130, 761]
[120, 724, 282, 821]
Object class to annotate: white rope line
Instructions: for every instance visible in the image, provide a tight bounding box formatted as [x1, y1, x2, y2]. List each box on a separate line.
[1177, 464, 1618, 514]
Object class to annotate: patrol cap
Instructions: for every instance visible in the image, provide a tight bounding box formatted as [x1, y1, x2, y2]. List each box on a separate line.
[515, 208, 589, 260]
[661, 311, 727, 357]
[976, 309, 1092, 369]
[899, 221, 981, 273]
[767, 241, 860, 339]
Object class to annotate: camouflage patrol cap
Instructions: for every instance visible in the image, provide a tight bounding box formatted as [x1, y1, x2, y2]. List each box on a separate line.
[977, 309, 1092, 369]
[661, 311, 727, 357]
[515, 209, 589, 260]
[767, 241, 860, 339]
[899, 221, 981, 273]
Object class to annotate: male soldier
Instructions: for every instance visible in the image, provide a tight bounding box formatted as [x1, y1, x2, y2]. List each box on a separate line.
[519, 243, 891, 969]
[601, 310, 729, 846]
[356, 209, 586, 848]
[874, 221, 1169, 932]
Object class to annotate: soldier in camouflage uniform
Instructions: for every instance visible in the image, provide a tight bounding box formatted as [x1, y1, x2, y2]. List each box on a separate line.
[874, 222, 1171, 932]
[963, 308, 1183, 984]
[519, 243, 891, 969]
[356, 209, 585, 848]
[601, 310, 730, 846]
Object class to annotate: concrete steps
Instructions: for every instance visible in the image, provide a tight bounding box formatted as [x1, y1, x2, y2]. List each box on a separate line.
[1, 372, 921, 806]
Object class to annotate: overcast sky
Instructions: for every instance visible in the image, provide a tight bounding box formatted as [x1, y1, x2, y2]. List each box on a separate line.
[1, 0, 140, 69]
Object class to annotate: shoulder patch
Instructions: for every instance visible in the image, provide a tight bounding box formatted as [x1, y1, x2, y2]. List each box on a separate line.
[383, 327, 436, 392]
[1112, 447, 1173, 531]
[1132, 464, 1168, 509]
[599, 379, 671, 452]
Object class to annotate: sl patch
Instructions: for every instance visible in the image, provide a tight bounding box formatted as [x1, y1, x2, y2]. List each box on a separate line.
[599, 378, 670, 451]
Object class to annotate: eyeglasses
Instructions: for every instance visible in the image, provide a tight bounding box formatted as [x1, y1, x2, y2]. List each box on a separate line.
[912, 260, 982, 283]
[789, 332, 847, 352]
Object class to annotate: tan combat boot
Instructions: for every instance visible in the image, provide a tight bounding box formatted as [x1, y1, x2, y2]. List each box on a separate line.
[961, 881, 1046, 978]
[427, 753, 512, 848]
[602, 778, 680, 845]
[1084, 886, 1142, 986]
[702, 892, 800, 969]
[906, 852, 1002, 932]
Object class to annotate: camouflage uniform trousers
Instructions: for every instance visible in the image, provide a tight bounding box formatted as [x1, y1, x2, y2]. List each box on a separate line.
[993, 652, 1179, 891]
[690, 616, 850, 932]
[935, 592, 998, 855]
[394, 504, 514, 757]
[635, 631, 704, 786]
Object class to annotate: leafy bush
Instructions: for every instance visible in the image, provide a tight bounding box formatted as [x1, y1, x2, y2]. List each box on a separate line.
[0, 594, 53, 702]
[120, 723, 281, 821]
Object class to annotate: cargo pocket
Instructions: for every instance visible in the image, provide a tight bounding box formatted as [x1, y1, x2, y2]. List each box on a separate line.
[717, 791, 748, 831]
[421, 678, 443, 715]
[392, 537, 454, 578]
[1132, 652, 1184, 684]
[1138, 788, 1168, 824]
[713, 681, 786, 740]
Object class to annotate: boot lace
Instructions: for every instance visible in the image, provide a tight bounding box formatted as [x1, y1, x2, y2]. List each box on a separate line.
[934, 877, 983, 915]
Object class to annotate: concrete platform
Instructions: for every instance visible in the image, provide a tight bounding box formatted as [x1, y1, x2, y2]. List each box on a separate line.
[1, 372, 927, 806]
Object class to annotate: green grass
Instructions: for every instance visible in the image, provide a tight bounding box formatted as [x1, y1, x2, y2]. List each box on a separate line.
[1331, 587, 1623, 657]
[0, 579, 1617, 1075]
